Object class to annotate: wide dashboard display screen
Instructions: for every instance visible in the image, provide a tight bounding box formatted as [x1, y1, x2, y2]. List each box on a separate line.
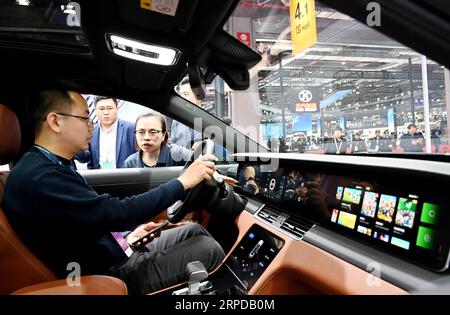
[236, 163, 449, 271]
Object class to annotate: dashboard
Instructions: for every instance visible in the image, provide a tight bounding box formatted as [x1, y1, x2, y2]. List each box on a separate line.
[233, 154, 450, 272]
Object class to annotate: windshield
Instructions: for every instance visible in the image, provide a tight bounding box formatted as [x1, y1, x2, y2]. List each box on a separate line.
[177, 0, 449, 157]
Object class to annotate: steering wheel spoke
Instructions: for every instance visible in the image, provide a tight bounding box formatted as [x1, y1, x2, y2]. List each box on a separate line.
[167, 139, 218, 223]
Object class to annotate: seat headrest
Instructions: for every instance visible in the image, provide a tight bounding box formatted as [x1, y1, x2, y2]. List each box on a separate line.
[0, 104, 21, 165]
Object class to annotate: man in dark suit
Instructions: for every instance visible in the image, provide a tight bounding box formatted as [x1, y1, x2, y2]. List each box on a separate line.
[77, 97, 136, 169]
[369, 129, 383, 152]
[350, 131, 367, 153]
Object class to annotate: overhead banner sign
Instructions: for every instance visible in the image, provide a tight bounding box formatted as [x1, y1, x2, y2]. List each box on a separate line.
[290, 0, 317, 55]
[288, 87, 320, 113]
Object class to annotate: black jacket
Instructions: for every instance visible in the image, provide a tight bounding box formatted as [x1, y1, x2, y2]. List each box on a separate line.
[323, 138, 347, 154]
[351, 139, 367, 153]
[400, 132, 425, 152]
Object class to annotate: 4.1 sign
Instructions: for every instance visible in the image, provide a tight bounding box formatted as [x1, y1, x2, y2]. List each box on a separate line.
[290, 0, 317, 55]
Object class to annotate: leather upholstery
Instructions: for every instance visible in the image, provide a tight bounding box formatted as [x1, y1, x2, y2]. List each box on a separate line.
[0, 103, 128, 295]
[0, 104, 21, 165]
[0, 208, 57, 294]
[0, 103, 57, 294]
[12, 275, 128, 295]
[0, 171, 8, 207]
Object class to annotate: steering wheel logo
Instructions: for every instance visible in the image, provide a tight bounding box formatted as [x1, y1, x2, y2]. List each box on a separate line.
[298, 90, 313, 103]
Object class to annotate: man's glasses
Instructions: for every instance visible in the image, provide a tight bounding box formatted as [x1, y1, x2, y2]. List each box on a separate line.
[44, 112, 94, 127]
[135, 129, 163, 137]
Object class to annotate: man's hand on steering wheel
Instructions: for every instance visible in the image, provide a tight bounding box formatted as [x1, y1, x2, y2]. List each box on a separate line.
[177, 154, 217, 190]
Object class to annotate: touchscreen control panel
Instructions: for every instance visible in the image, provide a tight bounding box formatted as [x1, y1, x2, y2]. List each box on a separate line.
[227, 224, 284, 291]
[330, 183, 446, 267]
[235, 163, 450, 271]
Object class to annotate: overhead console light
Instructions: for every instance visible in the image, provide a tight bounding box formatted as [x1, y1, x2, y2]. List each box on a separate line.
[106, 34, 180, 66]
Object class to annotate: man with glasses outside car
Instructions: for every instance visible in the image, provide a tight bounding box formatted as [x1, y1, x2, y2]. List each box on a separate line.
[76, 96, 136, 169]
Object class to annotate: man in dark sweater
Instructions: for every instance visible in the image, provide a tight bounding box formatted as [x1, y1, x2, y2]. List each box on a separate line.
[2, 89, 224, 295]
[324, 127, 347, 154]
[400, 124, 425, 152]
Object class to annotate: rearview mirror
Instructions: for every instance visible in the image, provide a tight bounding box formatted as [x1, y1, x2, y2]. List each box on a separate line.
[187, 62, 206, 100]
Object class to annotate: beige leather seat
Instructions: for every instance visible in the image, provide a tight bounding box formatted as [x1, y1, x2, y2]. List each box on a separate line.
[0, 103, 127, 295]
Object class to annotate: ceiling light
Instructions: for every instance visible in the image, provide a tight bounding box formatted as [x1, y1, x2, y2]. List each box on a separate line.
[107, 34, 180, 66]
[17, 0, 30, 6]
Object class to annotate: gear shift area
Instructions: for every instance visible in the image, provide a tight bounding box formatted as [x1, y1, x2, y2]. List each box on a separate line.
[172, 261, 214, 295]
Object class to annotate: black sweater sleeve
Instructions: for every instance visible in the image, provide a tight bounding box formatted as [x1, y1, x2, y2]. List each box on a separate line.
[32, 169, 186, 232]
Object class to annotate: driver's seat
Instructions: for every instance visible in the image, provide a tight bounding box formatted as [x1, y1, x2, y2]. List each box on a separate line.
[0, 103, 127, 294]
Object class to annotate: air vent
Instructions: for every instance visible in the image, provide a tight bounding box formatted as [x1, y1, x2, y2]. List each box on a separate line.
[280, 213, 315, 239]
[257, 207, 315, 240]
[257, 208, 279, 224]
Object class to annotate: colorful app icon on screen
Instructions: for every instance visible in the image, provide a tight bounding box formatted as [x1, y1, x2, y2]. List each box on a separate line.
[361, 191, 379, 218]
[336, 187, 343, 200]
[420, 203, 440, 225]
[391, 236, 410, 250]
[331, 209, 339, 223]
[337, 211, 357, 229]
[357, 225, 372, 236]
[395, 197, 417, 228]
[342, 188, 362, 205]
[377, 194, 397, 223]
[374, 231, 390, 243]
[416, 226, 436, 250]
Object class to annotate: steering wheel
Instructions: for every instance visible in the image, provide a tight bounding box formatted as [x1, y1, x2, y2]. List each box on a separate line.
[167, 139, 219, 223]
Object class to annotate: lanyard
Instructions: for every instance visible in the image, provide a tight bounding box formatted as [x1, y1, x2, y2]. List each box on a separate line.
[33, 145, 79, 177]
[33, 145, 65, 167]
[34, 147, 125, 255]
[334, 138, 343, 153]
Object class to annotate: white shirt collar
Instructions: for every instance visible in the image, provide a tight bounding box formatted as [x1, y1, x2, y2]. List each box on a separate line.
[101, 119, 119, 134]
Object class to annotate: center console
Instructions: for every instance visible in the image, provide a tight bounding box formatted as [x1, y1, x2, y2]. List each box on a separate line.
[161, 224, 284, 295]
[226, 224, 284, 292]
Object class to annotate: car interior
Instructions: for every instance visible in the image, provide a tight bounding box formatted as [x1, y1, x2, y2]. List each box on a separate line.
[1, 0, 450, 295]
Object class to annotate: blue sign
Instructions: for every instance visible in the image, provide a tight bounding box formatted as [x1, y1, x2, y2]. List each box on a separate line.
[320, 90, 352, 109]
[292, 114, 312, 134]
[261, 123, 283, 140]
[388, 108, 395, 132]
